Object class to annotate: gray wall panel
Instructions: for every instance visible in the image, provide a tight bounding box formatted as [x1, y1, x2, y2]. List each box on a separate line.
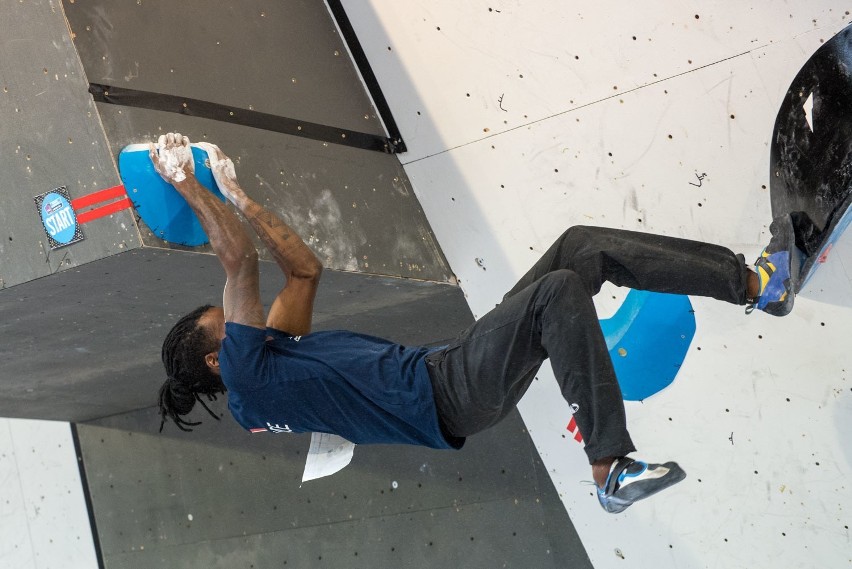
[103, 500, 564, 569]
[0, 0, 141, 289]
[94, 105, 452, 281]
[78, 412, 591, 569]
[63, 0, 452, 282]
[0, 248, 467, 422]
[63, 0, 385, 135]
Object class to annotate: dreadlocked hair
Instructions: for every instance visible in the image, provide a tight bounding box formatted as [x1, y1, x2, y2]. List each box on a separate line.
[158, 304, 226, 432]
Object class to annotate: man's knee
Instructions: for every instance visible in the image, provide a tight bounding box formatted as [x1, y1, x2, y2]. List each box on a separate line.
[553, 226, 604, 260]
[535, 269, 584, 297]
[531, 270, 595, 331]
[559, 225, 603, 246]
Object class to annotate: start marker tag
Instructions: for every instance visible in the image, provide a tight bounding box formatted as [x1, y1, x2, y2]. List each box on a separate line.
[34, 186, 84, 250]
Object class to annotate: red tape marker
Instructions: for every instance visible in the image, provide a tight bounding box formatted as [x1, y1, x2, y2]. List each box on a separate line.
[71, 184, 132, 225]
[567, 416, 583, 443]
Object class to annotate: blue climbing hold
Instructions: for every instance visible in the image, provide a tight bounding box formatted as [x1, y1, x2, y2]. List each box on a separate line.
[599, 290, 696, 401]
[118, 143, 226, 246]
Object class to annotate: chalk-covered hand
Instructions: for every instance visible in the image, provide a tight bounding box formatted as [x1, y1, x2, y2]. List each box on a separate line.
[195, 142, 247, 207]
[148, 132, 196, 185]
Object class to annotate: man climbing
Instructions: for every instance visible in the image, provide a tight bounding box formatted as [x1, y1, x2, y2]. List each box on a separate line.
[153, 132, 798, 514]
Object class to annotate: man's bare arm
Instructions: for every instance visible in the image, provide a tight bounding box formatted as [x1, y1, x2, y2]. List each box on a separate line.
[241, 200, 323, 280]
[150, 134, 264, 329]
[197, 142, 322, 335]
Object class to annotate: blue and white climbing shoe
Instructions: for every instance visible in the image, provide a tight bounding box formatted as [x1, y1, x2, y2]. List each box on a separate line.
[596, 457, 686, 514]
[746, 215, 799, 317]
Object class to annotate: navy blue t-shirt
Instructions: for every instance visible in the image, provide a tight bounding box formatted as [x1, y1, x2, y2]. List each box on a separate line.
[219, 322, 463, 450]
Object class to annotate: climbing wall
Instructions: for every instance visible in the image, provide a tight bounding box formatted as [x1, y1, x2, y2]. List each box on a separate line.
[0, 1, 595, 568]
[343, 2, 852, 567]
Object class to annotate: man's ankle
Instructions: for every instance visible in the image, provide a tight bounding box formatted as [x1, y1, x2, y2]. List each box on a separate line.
[747, 269, 759, 301]
[592, 457, 615, 487]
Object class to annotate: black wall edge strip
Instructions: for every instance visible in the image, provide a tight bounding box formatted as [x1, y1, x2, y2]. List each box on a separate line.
[88, 84, 401, 154]
[325, 0, 407, 154]
[70, 423, 106, 569]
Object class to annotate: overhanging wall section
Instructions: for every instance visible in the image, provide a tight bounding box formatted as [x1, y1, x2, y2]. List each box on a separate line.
[0, 249, 467, 423]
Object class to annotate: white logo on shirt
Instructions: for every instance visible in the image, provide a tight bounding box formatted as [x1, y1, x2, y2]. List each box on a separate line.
[290, 336, 302, 342]
[267, 422, 293, 433]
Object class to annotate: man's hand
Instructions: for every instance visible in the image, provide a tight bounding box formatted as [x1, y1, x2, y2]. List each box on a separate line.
[149, 132, 195, 185]
[195, 142, 247, 207]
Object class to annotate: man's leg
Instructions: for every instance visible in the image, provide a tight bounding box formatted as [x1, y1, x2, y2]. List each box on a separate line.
[427, 268, 685, 513]
[428, 269, 635, 462]
[429, 225, 747, 511]
[504, 225, 753, 304]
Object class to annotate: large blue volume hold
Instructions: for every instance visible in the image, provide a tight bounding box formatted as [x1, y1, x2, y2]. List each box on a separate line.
[600, 290, 696, 401]
[119, 144, 226, 246]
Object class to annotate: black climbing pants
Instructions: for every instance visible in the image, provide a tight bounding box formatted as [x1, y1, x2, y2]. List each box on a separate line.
[425, 225, 751, 463]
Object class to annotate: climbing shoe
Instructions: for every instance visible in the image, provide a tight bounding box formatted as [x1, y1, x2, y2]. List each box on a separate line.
[597, 457, 686, 514]
[746, 215, 799, 316]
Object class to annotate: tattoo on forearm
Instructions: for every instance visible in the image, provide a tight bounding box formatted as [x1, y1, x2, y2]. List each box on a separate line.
[243, 204, 319, 275]
[249, 210, 292, 242]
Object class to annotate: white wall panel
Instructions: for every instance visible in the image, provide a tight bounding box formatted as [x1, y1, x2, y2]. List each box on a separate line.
[344, 1, 851, 162]
[0, 419, 97, 569]
[345, 2, 852, 567]
[0, 420, 36, 569]
[398, 34, 837, 314]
